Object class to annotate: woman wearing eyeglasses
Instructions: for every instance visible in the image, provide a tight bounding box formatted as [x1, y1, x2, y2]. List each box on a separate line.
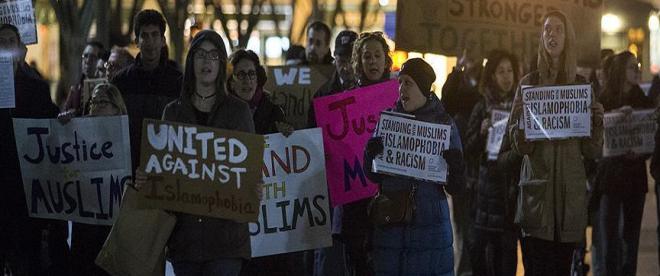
[140, 30, 256, 276]
[591, 51, 654, 276]
[226, 49, 291, 136]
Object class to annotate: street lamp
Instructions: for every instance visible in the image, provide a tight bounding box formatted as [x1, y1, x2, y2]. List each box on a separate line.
[602, 13, 623, 34]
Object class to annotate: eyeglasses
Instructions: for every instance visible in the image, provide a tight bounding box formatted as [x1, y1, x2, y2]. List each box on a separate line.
[90, 99, 117, 109]
[194, 49, 222, 60]
[234, 70, 257, 81]
[82, 53, 98, 60]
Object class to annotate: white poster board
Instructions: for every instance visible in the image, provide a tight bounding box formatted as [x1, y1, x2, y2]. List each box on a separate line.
[0, 0, 38, 44]
[249, 128, 332, 257]
[603, 109, 657, 157]
[373, 112, 450, 183]
[13, 116, 132, 225]
[0, 55, 15, 108]
[486, 110, 510, 161]
[522, 84, 592, 140]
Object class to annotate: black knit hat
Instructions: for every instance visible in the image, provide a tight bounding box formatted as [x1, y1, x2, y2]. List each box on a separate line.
[399, 58, 436, 95]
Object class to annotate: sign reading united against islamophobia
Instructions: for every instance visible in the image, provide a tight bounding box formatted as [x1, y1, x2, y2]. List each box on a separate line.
[137, 119, 264, 223]
[603, 109, 657, 157]
[373, 112, 450, 183]
[250, 128, 332, 257]
[13, 116, 132, 225]
[395, 0, 602, 66]
[522, 84, 592, 140]
[265, 65, 334, 129]
[486, 110, 510, 161]
[0, 0, 37, 44]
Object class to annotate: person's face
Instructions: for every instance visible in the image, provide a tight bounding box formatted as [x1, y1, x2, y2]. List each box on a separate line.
[543, 16, 566, 59]
[625, 56, 641, 86]
[89, 90, 119, 116]
[232, 59, 258, 101]
[335, 54, 354, 83]
[137, 24, 164, 63]
[0, 29, 20, 71]
[82, 45, 100, 77]
[96, 59, 106, 78]
[105, 52, 120, 79]
[398, 74, 427, 112]
[306, 28, 330, 64]
[193, 40, 221, 86]
[361, 40, 387, 82]
[493, 59, 514, 93]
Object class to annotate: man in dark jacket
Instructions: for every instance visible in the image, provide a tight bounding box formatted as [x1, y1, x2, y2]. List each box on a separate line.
[303, 21, 334, 65]
[112, 9, 183, 172]
[0, 23, 70, 276]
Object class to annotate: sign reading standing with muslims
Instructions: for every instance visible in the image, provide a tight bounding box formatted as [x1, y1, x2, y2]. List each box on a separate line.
[265, 65, 333, 129]
[0, 0, 38, 44]
[13, 116, 132, 225]
[522, 84, 592, 140]
[486, 110, 510, 160]
[137, 119, 264, 223]
[313, 80, 399, 207]
[603, 109, 657, 157]
[372, 111, 450, 183]
[250, 128, 332, 257]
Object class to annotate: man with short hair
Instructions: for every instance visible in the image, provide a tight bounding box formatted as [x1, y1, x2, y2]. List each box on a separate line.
[0, 23, 70, 275]
[112, 9, 183, 172]
[61, 41, 105, 116]
[106, 46, 135, 80]
[304, 21, 333, 65]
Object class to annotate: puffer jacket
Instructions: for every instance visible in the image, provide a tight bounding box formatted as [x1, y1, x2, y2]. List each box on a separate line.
[508, 71, 603, 243]
[465, 91, 516, 232]
[162, 91, 256, 261]
[365, 94, 465, 275]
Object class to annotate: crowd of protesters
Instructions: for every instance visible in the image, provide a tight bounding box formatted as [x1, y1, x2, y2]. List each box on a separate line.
[1, 7, 660, 276]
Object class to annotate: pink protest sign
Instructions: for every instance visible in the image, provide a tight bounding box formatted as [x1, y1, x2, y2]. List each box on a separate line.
[313, 80, 399, 207]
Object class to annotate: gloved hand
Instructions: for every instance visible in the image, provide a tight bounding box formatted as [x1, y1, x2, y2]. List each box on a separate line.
[365, 136, 384, 161]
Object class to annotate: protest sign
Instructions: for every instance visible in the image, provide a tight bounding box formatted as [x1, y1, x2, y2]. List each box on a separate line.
[137, 119, 264, 223]
[264, 65, 334, 129]
[522, 84, 592, 140]
[0, 55, 14, 108]
[249, 128, 332, 257]
[313, 80, 399, 207]
[82, 78, 108, 113]
[486, 110, 510, 160]
[372, 112, 450, 182]
[395, 0, 602, 66]
[603, 109, 657, 157]
[0, 0, 37, 44]
[13, 116, 132, 225]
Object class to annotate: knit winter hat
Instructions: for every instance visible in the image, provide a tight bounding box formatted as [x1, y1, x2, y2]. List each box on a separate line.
[399, 58, 436, 95]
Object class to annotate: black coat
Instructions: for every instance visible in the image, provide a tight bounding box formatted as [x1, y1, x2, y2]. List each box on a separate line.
[596, 85, 654, 195]
[307, 71, 356, 128]
[111, 54, 183, 170]
[252, 92, 285, 135]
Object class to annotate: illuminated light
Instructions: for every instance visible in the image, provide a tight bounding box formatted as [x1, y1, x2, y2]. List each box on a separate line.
[266, 37, 283, 59]
[423, 53, 448, 97]
[247, 35, 261, 54]
[391, 51, 408, 71]
[602, 13, 623, 34]
[628, 44, 639, 57]
[379, 0, 389, 6]
[408, 52, 423, 59]
[649, 14, 659, 31]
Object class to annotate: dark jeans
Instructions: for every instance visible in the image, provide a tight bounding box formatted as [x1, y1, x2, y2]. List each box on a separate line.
[71, 223, 111, 276]
[239, 252, 306, 276]
[344, 234, 373, 276]
[470, 229, 517, 276]
[520, 237, 575, 276]
[592, 192, 645, 276]
[172, 258, 242, 276]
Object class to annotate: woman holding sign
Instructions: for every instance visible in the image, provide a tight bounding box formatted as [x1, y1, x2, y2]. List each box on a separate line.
[507, 11, 605, 276]
[591, 51, 654, 276]
[364, 58, 465, 276]
[465, 50, 520, 276]
[137, 30, 255, 275]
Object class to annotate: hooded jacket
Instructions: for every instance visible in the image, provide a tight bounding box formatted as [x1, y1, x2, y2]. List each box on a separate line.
[508, 11, 604, 243]
[161, 30, 256, 261]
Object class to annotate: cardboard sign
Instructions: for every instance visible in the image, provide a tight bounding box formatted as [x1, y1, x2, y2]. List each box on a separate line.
[264, 65, 334, 129]
[522, 84, 592, 140]
[0, 55, 14, 108]
[136, 119, 264, 223]
[486, 110, 510, 160]
[603, 109, 657, 157]
[313, 80, 399, 207]
[0, 0, 38, 44]
[249, 128, 332, 257]
[13, 116, 132, 225]
[395, 0, 602, 66]
[372, 112, 450, 182]
[82, 78, 108, 113]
